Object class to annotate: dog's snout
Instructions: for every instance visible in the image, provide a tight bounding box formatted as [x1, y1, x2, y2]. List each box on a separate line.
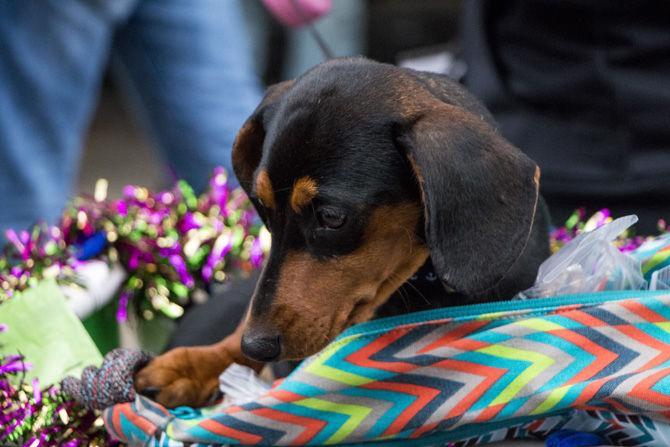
[241, 328, 282, 362]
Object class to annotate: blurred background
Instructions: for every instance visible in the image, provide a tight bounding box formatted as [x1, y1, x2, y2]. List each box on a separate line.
[4, 0, 669, 238]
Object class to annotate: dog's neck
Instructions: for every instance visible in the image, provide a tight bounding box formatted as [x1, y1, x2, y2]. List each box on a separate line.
[375, 259, 471, 318]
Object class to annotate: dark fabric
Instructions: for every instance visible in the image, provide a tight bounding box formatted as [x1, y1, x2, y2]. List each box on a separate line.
[375, 259, 475, 318]
[461, 0, 670, 232]
[166, 273, 259, 349]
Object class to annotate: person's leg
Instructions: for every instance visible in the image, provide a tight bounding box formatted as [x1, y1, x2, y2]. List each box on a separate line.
[111, 0, 263, 191]
[0, 0, 137, 236]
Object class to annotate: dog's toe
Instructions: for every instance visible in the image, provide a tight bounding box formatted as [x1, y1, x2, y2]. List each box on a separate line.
[133, 348, 222, 408]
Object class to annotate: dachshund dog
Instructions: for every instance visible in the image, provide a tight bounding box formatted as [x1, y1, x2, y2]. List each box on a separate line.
[135, 57, 551, 408]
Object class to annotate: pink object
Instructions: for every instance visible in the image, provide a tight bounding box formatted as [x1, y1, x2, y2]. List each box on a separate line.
[262, 0, 331, 27]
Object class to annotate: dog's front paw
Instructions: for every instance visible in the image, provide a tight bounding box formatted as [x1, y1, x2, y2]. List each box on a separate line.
[134, 346, 227, 408]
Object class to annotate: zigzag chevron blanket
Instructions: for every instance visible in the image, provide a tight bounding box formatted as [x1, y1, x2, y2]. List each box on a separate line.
[105, 289, 670, 446]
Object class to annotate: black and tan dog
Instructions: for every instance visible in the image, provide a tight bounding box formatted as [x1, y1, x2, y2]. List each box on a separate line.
[135, 57, 550, 408]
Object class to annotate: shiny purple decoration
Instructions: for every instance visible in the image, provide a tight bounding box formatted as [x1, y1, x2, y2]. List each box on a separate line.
[1, 167, 268, 322]
[0, 348, 114, 446]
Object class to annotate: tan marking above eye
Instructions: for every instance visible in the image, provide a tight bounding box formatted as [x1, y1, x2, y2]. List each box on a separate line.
[290, 176, 318, 213]
[254, 170, 276, 209]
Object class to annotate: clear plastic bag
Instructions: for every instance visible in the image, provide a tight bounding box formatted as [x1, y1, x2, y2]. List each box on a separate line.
[516, 215, 646, 299]
[218, 363, 271, 407]
[650, 265, 670, 290]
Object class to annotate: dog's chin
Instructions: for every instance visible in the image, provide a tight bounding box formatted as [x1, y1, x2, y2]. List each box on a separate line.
[279, 327, 342, 360]
[280, 303, 378, 361]
[279, 340, 327, 361]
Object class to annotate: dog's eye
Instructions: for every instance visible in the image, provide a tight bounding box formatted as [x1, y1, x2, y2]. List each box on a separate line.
[316, 207, 346, 230]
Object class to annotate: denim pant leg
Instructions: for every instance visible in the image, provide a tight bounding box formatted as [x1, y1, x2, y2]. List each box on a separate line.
[0, 0, 138, 236]
[111, 0, 263, 192]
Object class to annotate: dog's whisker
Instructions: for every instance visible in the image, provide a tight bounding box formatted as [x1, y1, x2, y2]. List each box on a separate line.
[396, 285, 411, 312]
[400, 276, 431, 306]
[403, 228, 416, 254]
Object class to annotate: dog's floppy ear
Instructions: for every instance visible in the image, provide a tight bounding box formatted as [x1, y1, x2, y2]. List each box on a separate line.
[395, 103, 540, 295]
[232, 80, 294, 192]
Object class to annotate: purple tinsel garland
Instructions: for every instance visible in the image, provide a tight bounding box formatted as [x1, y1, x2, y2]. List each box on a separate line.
[0, 167, 269, 322]
[0, 324, 116, 446]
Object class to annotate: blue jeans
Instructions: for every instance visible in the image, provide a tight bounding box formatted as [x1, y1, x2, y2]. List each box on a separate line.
[0, 0, 262, 236]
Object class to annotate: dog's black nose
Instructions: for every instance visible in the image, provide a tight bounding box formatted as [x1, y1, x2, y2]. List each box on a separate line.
[241, 330, 282, 362]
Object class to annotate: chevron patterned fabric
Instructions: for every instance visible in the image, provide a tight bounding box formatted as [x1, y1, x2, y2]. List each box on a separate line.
[105, 289, 670, 447]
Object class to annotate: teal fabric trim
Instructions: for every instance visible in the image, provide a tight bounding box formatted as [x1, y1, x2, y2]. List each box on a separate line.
[339, 289, 670, 339]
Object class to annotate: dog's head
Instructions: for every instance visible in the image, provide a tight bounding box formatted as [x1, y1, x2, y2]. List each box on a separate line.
[232, 58, 540, 361]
